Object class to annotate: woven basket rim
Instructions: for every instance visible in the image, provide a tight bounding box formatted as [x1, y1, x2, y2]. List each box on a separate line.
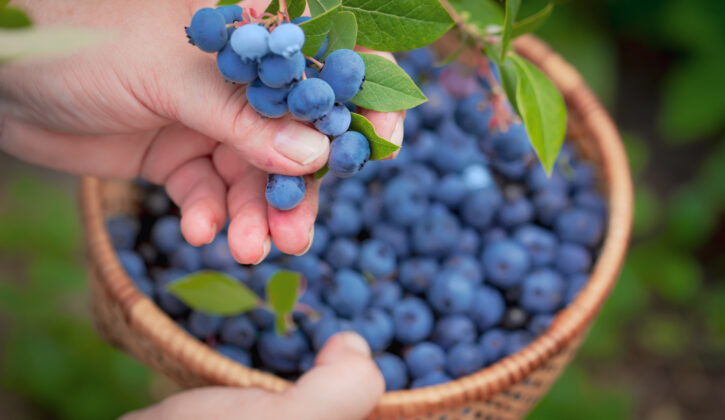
[80, 35, 633, 417]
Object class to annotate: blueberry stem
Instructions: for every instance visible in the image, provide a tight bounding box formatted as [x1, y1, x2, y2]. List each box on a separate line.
[305, 55, 324, 69]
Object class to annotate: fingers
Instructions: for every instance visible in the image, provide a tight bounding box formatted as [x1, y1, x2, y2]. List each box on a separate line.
[164, 157, 227, 246]
[267, 176, 320, 255]
[273, 332, 385, 420]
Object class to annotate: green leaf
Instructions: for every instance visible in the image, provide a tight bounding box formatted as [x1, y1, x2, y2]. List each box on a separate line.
[265, 270, 300, 315]
[265, 0, 307, 19]
[265, 0, 279, 14]
[0, 27, 105, 64]
[314, 165, 330, 179]
[511, 3, 553, 38]
[216, 0, 240, 6]
[349, 113, 400, 160]
[166, 271, 260, 316]
[448, 0, 504, 32]
[275, 315, 287, 336]
[324, 10, 357, 58]
[341, 0, 453, 52]
[351, 52, 427, 112]
[0, 7, 31, 28]
[501, 0, 521, 61]
[298, 2, 341, 56]
[0, 1, 10, 10]
[499, 58, 520, 115]
[510, 54, 566, 174]
[309, 0, 341, 17]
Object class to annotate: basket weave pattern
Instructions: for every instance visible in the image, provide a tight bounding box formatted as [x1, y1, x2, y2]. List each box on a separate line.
[81, 36, 633, 420]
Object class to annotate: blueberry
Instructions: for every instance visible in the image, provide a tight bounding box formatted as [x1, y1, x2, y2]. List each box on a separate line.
[217, 43, 257, 84]
[513, 225, 558, 267]
[308, 223, 330, 255]
[188, 8, 228, 53]
[393, 297, 434, 344]
[188, 311, 223, 339]
[533, 188, 570, 226]
[399, 258, 439, 294]
[215, 345, 251, 366]
[358, 239, 396, 278]
[312, 317, 353, 350]
[335, 179, 366, 203]
[432, 315, 476, 350]
[431, 119, 478, 172]
[249, 263, 280, 296]
[291, 17, 328, 59]
[411, 370, 452, 388]
[258, 52, 305, 88]
[314, 103, 352, 136]
[382, 176, 428, 227]
[527, 165, 567, 192]
[117, 250, 147, 279]
[555, 208, 605, 247]
[412, 205, 461, 257]
[443, 254, 483, 285]
[455, 92, 493, 136]
[574, 190, 607, 218]
[479, 328, 507, 364]
[288, 254, 323, 286]
[324, 237, 359, 269]
[404, 107, 422, 141]
[427, 270, 474, 315]
[353, 308, 394, 351]
[418, 84, 453, 127]
[150, 215, 182, 255]
[370, 280, 402, 311]
[498, 196, 535, 229]
[468, 285, 505, 330]
[305, 65, 321, 79]
[434, 174, 467, 208]
[528, 314, 554, 336]
[570, 161, 596, 190]
[505, 330, 534, 356]
[362, 196, 383, 228]
[258, 330, 309, 373]
[520, 269, 565, 314]
[216, 5, 243, 23]
[405, 342, 446, 379]
[493, 159, 529, 181]
[201, 234, 236, 270]
[491, 123, 533, 161]
[410, 130, 438, 162]
[565, 273, 588, 304]
[220, 315, 256, 349]
[298, 353, 316, 372]
[446, 343, 485, 378]
[407, 48, 434, 71]
[481, 239, 531, 289]
[170, 243, 202, 272]
[325, 200, 362, 236]
[106, 216, 140, 250]
[461, 187, 503, 230]
[268, 23, 305, 58]
[249, 307, 275, 329]
[555, 243, 592, 275]
[230, 24, 269, 61]
[246, 79, 289, 118]
[402, 164, 439, 191]
[132, 276, 154, 297]
[266, 174, 305, 211]
[323, 269, 370, 318]
[374, 353, 408, 391]
[154, 269, 189, 317]
[455, 228, 481, 256]
[320, 49, 365, 102]
[482, 227, 507, 246]
[329, 131, 371, 178]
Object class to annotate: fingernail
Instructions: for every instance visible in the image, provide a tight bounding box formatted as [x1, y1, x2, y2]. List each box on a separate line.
[390, 115, 405, 146]
[253, 236, 271, 265]
[274, 122, 329, 165]
[336, 332, 371, 357]
[294, 226, 315, 256]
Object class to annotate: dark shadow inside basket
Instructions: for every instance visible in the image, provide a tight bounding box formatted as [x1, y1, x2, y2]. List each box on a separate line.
[83, 35, 632, 420]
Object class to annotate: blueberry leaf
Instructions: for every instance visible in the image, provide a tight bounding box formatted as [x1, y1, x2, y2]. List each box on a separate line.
[298, 2, 341, 56]
[350, 112, 400, 160]
[499, 58, 520, 115]
[501, 0, 521, 61]
[324, 11, 357, 58]
[309, 0, 341, 17]
[341, 0, 453, 52]
[266, 0, 307, 19]
[511, 3, 553, 38]
[216, 0, 240, 6]
[266, 270, 300, 335]
[448, 0, 504, 31]
[0, 7, 31, 28]
[314, 164, 330, 179]
[166, 271, 260, 316]
[351, 52, 427, 112]
[510, 54, 566, 174]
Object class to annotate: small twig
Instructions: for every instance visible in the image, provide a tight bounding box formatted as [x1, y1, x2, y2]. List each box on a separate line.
[279, 0, 289, 21]
[305, 55, 324, 69]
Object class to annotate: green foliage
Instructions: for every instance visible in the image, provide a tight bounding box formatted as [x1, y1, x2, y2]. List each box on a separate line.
[216, 0, 241, 6]
[636, 315, 689, 358]
[341, 0, 454, 52]
[511, 3, 553, 38]
[167, 271, 260, 315]
[351, 52, 427, 112]
[309, 0, 340, 16]
[266, 0, 307, 19]
[447, 0, 503, 32]
[324, 11, 357, 57]
[500, 0, 521, 60]
[664, 186, 717, 250]
[0, 6, 31, 28]
[350, 112, 401, 160]
[265, 271, 300, 335]
[298, 1, 341, 56]
[632, 186, 660, 237]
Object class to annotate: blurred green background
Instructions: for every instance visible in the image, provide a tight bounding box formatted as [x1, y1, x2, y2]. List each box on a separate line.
[1, 0, 724, 418]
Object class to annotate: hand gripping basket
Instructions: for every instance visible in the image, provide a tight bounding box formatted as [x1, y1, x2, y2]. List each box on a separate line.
[80, 35, 634, 420]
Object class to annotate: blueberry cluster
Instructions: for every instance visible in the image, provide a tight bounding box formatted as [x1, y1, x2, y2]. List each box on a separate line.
[107, 47, 607, 391]
[185, 6, 370, 211]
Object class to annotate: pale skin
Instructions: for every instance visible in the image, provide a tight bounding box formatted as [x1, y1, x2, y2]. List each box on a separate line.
[0, 0, 397, 418]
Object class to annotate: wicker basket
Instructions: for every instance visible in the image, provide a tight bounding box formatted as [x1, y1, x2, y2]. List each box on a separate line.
[80, 35, 633, 420]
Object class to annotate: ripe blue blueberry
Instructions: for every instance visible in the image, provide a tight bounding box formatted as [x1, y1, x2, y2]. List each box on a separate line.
[353, 308, 394, 351]
[393, 297, 434, 345]
[246, 79, 289, 118]
[455, 228, 481, 256]
[287, 78, 336, 122]
[555, 208, 605, 247]
[410, 130, 438, 162]
[288, 254, 324, 286]
[382, 176, 428, 227]
[220, 315, 256, 349]
[412, 205, 461, 257]
[189, 8, 228, 53]
[467, 285, 506, 330]
[533, 188, 570, 226]
[106, 216, 140, 250]
[574, 190, 607, 218]
[411, 370, 452, 388]
[335, 178, 366, 203]
[402, 164, 439, 191]
[324, 237, 359, 269]
[325, 200, 362, 236]
[527, 165, 567, 193]
[314, 103, 352, 136]
[446, 343, 485, 379]
[117, 250, 147, 279]
[329, 131, 371, 178]
[434, 174, 467, 208]
[528, 314, 554, 336]
[170, 243, 203, 272]
[230, 24, 269, 61]
[482, 239, 531, 289]
[249, 262, 280, 296]
[265, 174, 306, 211]
[258, 52, 305, 88]
[493, 159, 528, 181]
[320, 49, 365, 102]
[461, 187, 503, 230]
[443, 254, 483, 285]
[399, 258, 439, 294]
[404, 107, 422, 140]
[188, 311, 223, 339]
[217, 43, 257, 84]
[258, 330, 309, 373]
[418, 84, 453, 127]
[308, 223, 330, 255]
[513, 225, 558, 267]
[268, 23, 305, 58]
[555, 243, 592, 275]
[504, 330, 534, 357]
[565, 273, 588, 304]
[216, 5, 243, 23]
[405, 342, 446, 379]
[359, 239, 397, 278]
[370, 280, 402, 311]
[150, 215, 183, 255]
[132, 276, 154, 298]
[312, 317, 353, 350]
[432, 315, 476, 350]
[427, 270, 474, 315]
[154, 269, 189, 317]
[479, 328, 507, 364]
[216, 345, 251, 366]
[520, 269, 565, 314]
[201, 234, 236, 270]
[491, 123, 532, 161]
[455, 92, 493, 136]
[374, 353, 408, 391]
[498, 196, 535, 229]
[291, 16, 328, 59]
[323, 269, 371, 318]
[431, 119, 479, 173]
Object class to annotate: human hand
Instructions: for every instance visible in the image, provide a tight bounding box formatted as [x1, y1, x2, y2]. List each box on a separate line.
[120, 332, 384, 420]
[0, 0, 404, 263]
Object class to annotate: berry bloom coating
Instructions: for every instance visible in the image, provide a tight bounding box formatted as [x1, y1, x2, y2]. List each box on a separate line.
[314, 103, 352, 136]
[467, 285, 506, 330]
[505, 330, 534, 357]
[230, 24, 269, 62]
[555, 242, 592, 275]
[513, 224, 558, 267]
[265, 174, 306, 211]
[520, 269, 565, 314]
[399, 258, 439, 294]
[375, 353, 408, 391]
[216, 5, 243, 23]
[189, 8, 228, 53]
[323, 269, 371, 317]
[482, 239, 531, 289]
[246, 80, 289, 118]
[320, 49, 366, 102]
[287, 78, 336, 122]
[358, 239, 397, 278]
[258, 52, 305, 88]
[426, 270, 474, 315]
[217, 44, 257, 84]
[393, 297, 434, 344]
[329, 131, 371, 178]
[405, 342, 446, 379]
[268, 23, 305, 58]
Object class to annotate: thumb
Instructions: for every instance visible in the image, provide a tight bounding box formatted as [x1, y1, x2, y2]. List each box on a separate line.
[273, 332, 385, 420]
